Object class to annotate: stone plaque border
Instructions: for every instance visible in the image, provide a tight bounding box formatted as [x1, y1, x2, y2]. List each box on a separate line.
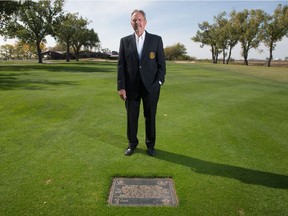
[108, 177, 178, 206]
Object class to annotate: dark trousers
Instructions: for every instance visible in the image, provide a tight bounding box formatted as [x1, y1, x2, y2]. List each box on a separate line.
[125, 81, 160, 149]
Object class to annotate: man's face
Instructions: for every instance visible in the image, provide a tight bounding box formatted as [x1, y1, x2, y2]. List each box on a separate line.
[131, 12, 147, 35]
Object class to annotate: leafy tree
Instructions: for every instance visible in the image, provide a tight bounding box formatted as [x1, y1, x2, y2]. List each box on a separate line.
[71, 28, 100, 61]
[225, 15, 239, 64]
[262, 4, 288, 67]
[192, 21, 221, 63]
[4, 0, 64, 63]
[15, 41, 45, 60]
[55, 13, 89, 62]
[164, 42, 187, 61]
[0, 44, 14, 60]
[230, 9, 265, 65]
[55, 13, 100, 61]
[213, 12, 239, 64]
[213, 12, 230, 64]
[0, 41, 45, 60]
[0, 0, 21, 32]
[193, 12, 237, 64]
[54, 13, 80, 62]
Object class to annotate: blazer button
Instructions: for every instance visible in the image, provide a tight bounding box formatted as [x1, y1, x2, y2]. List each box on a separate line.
[139, 66, 142, 69]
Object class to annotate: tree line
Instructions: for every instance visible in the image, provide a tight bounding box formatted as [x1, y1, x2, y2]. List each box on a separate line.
[0, 0, 100, 63]
[1, 1, 287, 66]
[192, 4, 288, 66]
[1, 0, 188, 63]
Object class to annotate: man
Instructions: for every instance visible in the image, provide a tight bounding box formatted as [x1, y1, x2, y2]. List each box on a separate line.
[117, 9, 166, 156]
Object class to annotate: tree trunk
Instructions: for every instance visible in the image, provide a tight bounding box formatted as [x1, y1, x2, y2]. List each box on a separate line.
[222, 48, 226, 64]
[244, 57, 248, 65]
[66, 42, 70, 62]
[75, 47, 80, 61]
[72, 46, 79, 61]
[211, 46, 215, 63]
[267, 42, 273, 67]
[226, 45, 232, 64]
[215, 52, 218, 64]
[36, 41, 43, 63]
[243, 49, 249, 66]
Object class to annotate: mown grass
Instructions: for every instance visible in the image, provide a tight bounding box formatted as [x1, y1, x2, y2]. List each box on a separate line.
[0, 60, 287, 216]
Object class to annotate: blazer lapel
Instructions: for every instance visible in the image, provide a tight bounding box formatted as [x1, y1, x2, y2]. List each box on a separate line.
[131, 34, 140, 61]
[141, 31, 149, 61]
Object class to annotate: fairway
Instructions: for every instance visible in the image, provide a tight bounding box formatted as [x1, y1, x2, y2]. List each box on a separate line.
[0, 61, 287, 215]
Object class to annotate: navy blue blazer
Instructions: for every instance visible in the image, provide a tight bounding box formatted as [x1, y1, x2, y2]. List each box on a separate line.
[117, 31, 166, 99]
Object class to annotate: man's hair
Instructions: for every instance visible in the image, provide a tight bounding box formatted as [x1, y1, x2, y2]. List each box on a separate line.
[131, 9, 146, 20]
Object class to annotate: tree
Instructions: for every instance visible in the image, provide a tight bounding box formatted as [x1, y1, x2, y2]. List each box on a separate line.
[54, 13, 91, 62]
[262, 4, 288, 67]
[164, 43, 187, 61]
[225, 16, 239, 64]
[213, 12, 240, 64]
[71, 28, 100, 61]
[55, 13, 100, 62]
[54, 13, 78, 62]
[15, 41, 44, 60]
[0, 44, 15, 60]
[0, 41, 45, 60]
[192, 12, 237, 64]
[192, 21, 221, 63]
[230, 9, 265, 65]
[214, 12, 230, 64]
[0, 0, 21, 33]
[4, 0, 64, 63]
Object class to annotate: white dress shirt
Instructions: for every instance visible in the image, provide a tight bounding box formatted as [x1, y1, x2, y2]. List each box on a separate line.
[135, 31, 146, 59]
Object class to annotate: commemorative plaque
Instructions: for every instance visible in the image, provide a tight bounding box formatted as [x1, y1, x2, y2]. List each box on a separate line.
[108, 178, 178, 206]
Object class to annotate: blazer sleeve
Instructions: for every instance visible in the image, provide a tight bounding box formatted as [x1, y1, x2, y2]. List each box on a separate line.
[117, 38, 126, 91]
[156, 37, 166, 85]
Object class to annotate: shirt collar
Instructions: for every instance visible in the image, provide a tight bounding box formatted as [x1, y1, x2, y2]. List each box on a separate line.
[135, 31, 146, 41]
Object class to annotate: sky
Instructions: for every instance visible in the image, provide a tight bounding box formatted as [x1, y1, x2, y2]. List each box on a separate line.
[1, 0, 287, 60]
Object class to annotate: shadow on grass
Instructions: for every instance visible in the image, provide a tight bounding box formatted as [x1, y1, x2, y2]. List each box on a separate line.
[137, 149, 288, 189]
[0, 62, 116, 73]
[0, 62, 114, 90]
[0, 73, 78, 90]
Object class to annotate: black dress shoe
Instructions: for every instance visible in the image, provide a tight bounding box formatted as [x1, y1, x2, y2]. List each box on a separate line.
[147, 148, 155, 156]
[125, 148, 135, 156]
